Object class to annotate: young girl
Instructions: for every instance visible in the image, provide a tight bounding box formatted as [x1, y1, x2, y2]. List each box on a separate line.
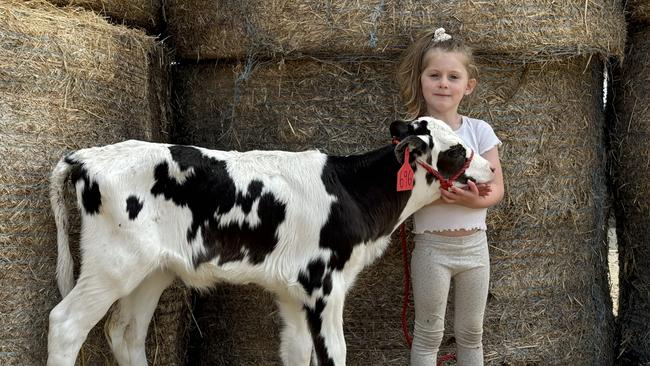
[396, 28, 504, 366]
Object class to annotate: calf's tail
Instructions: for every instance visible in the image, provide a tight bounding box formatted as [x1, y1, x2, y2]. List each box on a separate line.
[49, 157, 75, 297]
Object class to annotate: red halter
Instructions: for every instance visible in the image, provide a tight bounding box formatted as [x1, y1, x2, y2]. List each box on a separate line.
[392, 138, 474, 191]
[416, 150, 474, 191]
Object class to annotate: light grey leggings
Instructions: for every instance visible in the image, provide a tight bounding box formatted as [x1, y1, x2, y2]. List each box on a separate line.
[410, 230, 490, 366]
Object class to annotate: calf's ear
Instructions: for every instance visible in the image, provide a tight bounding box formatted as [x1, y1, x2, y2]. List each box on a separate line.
[390, 120, 410, 140]
[394, 136, 429, 163]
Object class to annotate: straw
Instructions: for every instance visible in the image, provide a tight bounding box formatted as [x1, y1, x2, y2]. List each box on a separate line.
[0, 1, 185, 364]
[174, 56, 614, 365]
[165, 0, 626, 62]
[609, 25, 650, 365]
[49, 0, 162, 32]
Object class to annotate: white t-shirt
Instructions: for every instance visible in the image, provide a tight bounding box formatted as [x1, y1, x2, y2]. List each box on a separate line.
[413, 116, 501, 233]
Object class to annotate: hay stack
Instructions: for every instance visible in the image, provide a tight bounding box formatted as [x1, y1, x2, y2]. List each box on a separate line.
[165, 0, 625, 61]
[49, 0, 162, 32]
[626, 0, 650, 24]
[173, 59, 400, 152]
[465, 57, 613, 365]
[0, 1, 187, 364]
[609, 26, 650, 365]
[173, 56, 613, 364]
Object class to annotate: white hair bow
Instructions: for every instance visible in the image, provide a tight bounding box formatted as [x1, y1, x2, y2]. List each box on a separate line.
[432, 28, 452, 43]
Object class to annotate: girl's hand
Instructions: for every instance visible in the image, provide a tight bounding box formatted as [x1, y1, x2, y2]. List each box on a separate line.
[439, 181, 490, 208]
[475, 183, 492, 197]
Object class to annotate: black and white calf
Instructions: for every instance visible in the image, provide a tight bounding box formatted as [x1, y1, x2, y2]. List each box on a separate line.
[47, 117, 494, 366]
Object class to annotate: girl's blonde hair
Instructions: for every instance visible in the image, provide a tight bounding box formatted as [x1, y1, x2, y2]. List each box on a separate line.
[397, 28, 478, 120]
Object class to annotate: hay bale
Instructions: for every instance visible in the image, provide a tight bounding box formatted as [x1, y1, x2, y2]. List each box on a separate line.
[173, 56, 613, 364]
[172, 58, 401, 153]
[188, 285, 283, 365]
[0, 1, 187, 364]
[626, 0, 650, 24]
[49, 0, 162, 32]
[609, 26, 650, 365]
[165, 0, 625, 62]
[464, 57, 613, 365]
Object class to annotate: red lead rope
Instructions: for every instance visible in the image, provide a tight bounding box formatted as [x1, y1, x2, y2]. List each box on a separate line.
[400, 223, 456, 366]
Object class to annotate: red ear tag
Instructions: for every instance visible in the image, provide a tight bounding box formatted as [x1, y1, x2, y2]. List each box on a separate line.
[397, 147, 414, 191]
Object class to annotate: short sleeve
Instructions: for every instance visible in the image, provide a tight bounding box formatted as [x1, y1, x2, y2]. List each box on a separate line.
[477, 120, 501, 155]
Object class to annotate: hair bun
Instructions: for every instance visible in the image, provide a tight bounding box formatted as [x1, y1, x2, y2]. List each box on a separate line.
[432, 28, 452, 43]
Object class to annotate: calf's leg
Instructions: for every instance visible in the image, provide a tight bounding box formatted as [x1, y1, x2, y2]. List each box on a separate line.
[305, 281, 346, 366]
[277, 296, 314, 366]
[47, 264, 152, 366]
[106, 270, 176, 366]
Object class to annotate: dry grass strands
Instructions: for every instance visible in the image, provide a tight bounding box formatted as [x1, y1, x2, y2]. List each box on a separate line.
[419, 57, 613, 365]
[49, 0, 162, 31]
[626, 0, 650, 24]
[609, 26, 650, 365]
[0, 1, 185, 364]
[465, 57, 613, 365]
[172, 58, 402, 153]
[173, 56, 613, 364]
[165, 0, 626, 62]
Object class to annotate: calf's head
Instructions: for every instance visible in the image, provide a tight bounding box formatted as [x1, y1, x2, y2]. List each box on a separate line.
[390, 116, 494, 203]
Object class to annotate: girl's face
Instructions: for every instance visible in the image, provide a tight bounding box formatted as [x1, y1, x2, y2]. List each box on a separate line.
[420, 49, 476, 118]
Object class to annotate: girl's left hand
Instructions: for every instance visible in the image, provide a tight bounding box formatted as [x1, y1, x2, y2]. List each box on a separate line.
[439, 181, 490, 208]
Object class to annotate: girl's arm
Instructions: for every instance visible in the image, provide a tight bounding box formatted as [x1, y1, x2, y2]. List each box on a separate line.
[439, 146, 504, 208]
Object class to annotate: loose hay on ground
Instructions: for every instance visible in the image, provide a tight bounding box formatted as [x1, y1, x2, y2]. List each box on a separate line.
[0, 1, 186, 364]
[165, 0, 626, 62]
[173, 55, 614, 365]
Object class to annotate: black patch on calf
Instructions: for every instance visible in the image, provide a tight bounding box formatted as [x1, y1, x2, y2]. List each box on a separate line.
[412, 120, 431, 136]
[150, 145, 286, 267]
[68, 159, 101, 215]
[321, 273, 332, 296]
[298, 259, 327, 295]
[126, 195, 143, 220]
[437, 144, 467, 178]
[305, 299, 334, 366]
[200, 192, 286, 265]
[237, 180, 263, 214]
[390, 119, 431, 140]
[319, 146, 410, 270]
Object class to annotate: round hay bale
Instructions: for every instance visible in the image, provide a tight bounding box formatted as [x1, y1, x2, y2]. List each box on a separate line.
[626, 0, 650, 24]
[49, 0, 162, 32]
[173, 55, 614, 364]
[609, 26, 650, 365]
[0, 1, 186, 365]
[165, 0, 625, 62]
